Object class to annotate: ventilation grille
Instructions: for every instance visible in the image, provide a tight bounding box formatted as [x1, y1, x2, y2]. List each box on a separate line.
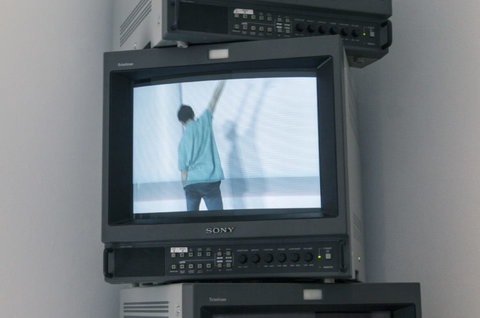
[123, 301, 169, 318]
[120, 0, 152, 47]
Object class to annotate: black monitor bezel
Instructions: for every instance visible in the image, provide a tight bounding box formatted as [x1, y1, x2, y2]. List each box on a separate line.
[102, 36, 348, 243]
[106, 57, 337, 226]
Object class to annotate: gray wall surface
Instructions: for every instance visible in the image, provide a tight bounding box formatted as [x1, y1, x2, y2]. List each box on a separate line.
[0, 1, 120, 317]
[352, 0, 480, 317]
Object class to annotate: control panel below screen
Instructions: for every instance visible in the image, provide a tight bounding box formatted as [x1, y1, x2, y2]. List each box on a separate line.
[166, 240, 344, 277]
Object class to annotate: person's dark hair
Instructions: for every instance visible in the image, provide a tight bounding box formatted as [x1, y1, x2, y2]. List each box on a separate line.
[177, 105, 195, 123]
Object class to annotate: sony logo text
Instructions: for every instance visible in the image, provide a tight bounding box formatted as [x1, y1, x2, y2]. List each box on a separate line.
[205, 227, 235, 234]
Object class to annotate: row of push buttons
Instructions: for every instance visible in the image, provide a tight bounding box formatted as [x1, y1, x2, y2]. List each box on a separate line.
[170, 263, 214, 270]
[170, 261, 234, 270]
[234, 13, 291, 23]
[232, 11, 292, 36]
[168, 247, 234, 274]
[233, 24, 291, 34]
[170, 263, 213, 271]
[171, 251, 211, 258]
[171, 250, 233, 258]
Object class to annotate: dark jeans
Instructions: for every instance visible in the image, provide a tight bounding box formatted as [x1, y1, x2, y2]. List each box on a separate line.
[184, 181, 223, 211]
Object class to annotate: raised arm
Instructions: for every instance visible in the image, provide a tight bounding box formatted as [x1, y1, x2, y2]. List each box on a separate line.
[208, 80, 226, 114]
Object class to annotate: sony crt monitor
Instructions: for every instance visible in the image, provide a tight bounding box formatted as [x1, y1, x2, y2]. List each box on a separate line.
[102, 35, 364, 284]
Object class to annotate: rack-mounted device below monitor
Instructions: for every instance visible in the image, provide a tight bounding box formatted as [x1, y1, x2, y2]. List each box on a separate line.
[119, 282, 422, 318]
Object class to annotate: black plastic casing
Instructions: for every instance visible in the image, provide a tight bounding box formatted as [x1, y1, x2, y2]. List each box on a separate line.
[103, 36, 364, 284]
[162, 0, 393, 67]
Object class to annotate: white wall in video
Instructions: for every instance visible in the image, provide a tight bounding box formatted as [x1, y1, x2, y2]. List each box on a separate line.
[133, 77, 321, 213]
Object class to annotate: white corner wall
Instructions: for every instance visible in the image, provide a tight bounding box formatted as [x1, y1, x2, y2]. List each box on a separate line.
[352, 0, 480, 317]
[0, 1, 120, 317]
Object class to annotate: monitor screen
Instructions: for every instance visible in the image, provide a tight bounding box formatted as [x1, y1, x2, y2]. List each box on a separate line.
[212, 313, 390, 318]
[213, 314, 315, 318]
[132, 76, 321, 215]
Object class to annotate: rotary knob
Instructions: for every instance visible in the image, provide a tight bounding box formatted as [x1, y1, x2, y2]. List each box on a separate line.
[304, 252, 314, 262]
[290, 253, 300, 263]
[238, 254, 248, 264]
[264, 253, 274, 263]
[251, 254, 261, 264]
[295, 22, 306, 32]
[277, 253, 287, 263]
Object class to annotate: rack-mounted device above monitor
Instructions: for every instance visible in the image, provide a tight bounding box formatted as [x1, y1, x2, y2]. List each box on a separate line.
[114, 0, 392, 67]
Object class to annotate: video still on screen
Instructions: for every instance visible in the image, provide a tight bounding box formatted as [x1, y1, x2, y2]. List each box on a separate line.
[133, 77, 321, 214]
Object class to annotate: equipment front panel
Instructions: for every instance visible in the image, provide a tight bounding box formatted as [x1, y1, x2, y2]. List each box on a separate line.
[229, 9, 383, 48]
[168, 0, 392, 67]
[166, 240, 344, 277]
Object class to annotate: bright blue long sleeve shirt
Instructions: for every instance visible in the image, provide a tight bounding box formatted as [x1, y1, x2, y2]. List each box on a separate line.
[178, 109, 224, 186]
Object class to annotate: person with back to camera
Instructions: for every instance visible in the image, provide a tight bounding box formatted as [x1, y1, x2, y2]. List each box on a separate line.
[177, 80, 226, 211]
